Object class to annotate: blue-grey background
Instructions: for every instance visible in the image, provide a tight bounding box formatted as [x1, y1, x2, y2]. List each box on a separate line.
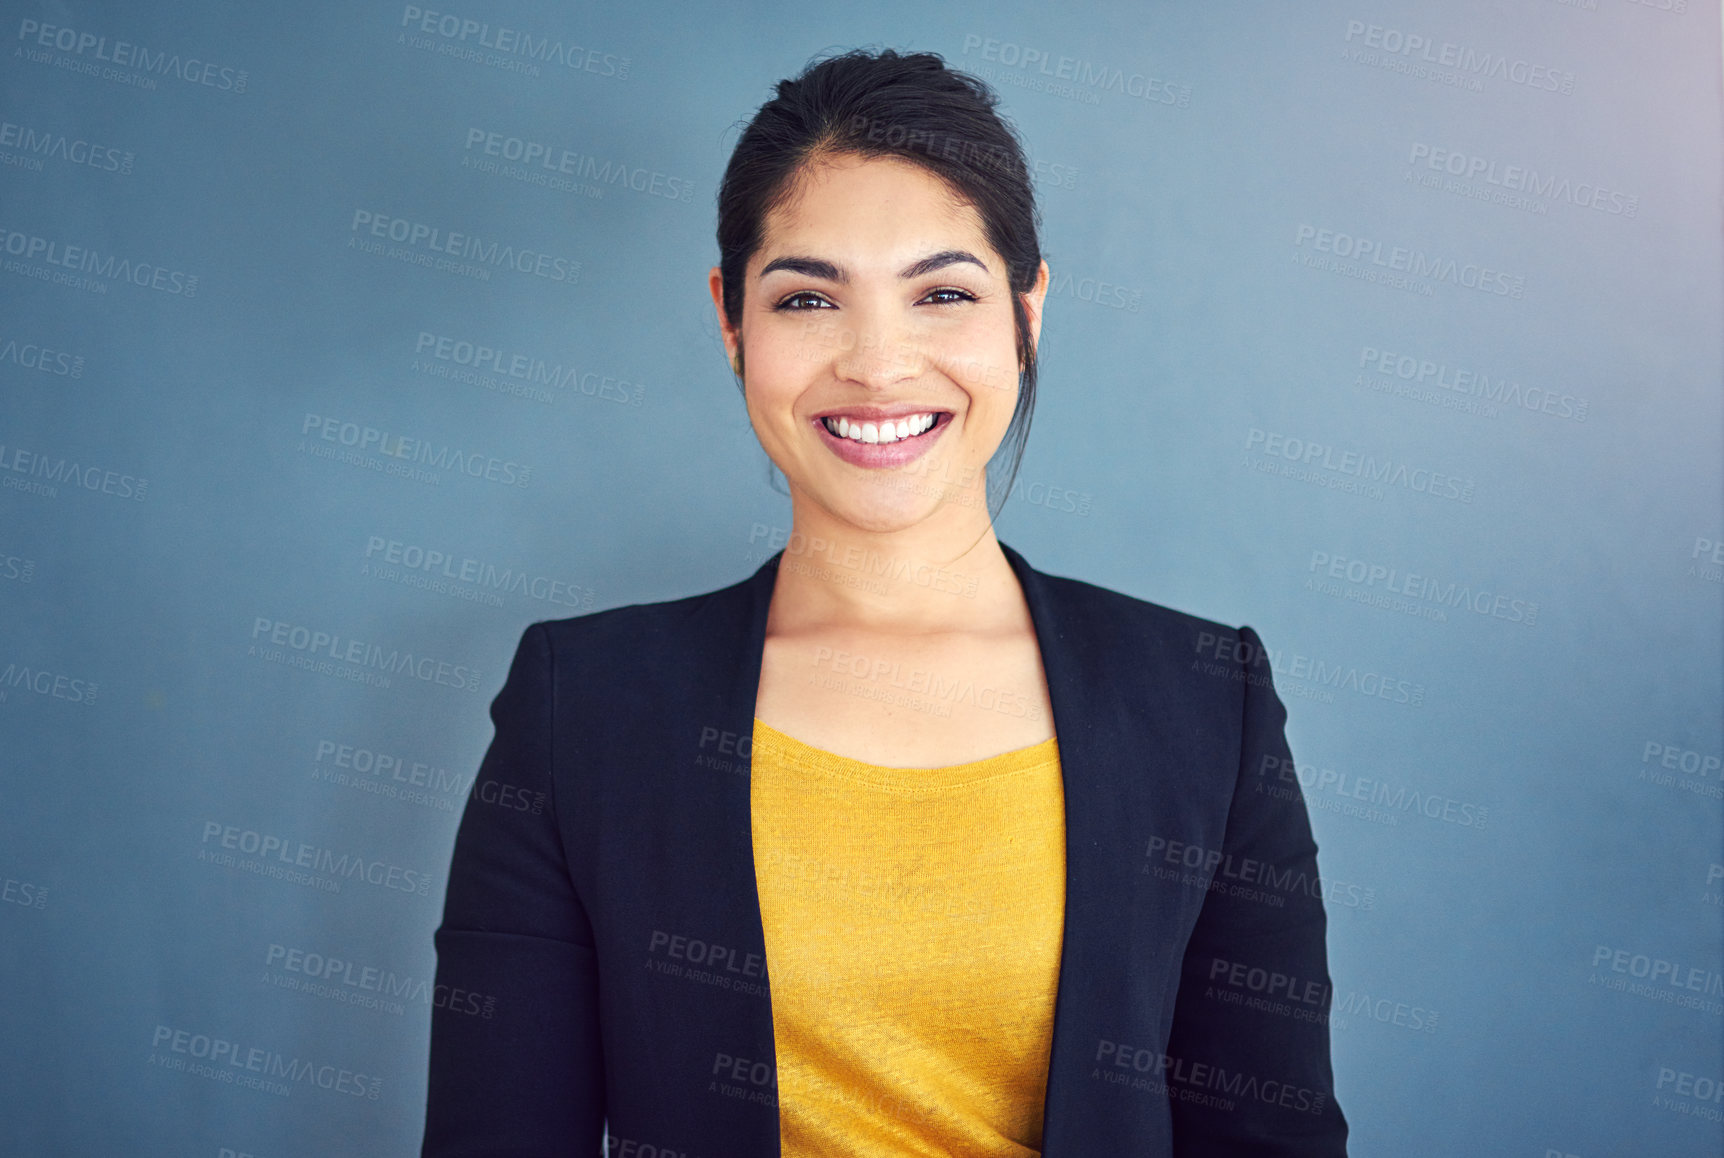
[3, 2, 1721, 1155]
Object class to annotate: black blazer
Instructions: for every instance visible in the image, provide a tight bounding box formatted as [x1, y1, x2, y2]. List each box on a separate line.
[423, 541, 1348, 1156]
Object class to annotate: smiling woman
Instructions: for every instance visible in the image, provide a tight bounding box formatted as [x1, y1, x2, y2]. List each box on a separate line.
[716, 154, 1039, 535]
[423, 48, 1349, 1158]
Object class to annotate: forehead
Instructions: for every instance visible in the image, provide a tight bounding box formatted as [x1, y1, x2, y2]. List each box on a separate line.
[756, 154, 992, 268]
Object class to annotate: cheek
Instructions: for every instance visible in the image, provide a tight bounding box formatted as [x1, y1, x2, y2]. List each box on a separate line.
[739, 328, 805, 415]
[744, 382, 798, 445]
[743, 311, 828, 383]
[742, 370, 815, 454]
[935, 312, 1020, 403]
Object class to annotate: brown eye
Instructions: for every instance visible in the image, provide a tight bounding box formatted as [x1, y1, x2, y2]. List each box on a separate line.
[921, 287, 976, 305]
[774, 292, 835, 311]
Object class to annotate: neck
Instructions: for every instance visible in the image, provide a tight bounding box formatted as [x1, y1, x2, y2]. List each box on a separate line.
[764, 485, 1025, 636]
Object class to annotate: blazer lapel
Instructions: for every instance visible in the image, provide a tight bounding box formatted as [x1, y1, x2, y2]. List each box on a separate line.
[1002, 541, 1203, 1155]
[689, 551, 781, 1151]
[1001, 540, 1144, 1151]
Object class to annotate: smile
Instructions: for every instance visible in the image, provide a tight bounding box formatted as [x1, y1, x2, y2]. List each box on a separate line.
[811, 409, 953, 469]
[819, 412, 942, 444]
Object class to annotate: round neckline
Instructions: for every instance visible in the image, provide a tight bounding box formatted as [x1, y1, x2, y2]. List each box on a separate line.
[751, 717, 1059, 793]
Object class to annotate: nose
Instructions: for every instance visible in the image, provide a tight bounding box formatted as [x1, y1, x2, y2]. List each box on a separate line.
[829, 306, 924, 390]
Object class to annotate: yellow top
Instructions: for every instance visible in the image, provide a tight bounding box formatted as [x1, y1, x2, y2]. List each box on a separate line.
[749, 717, 1066, 1157]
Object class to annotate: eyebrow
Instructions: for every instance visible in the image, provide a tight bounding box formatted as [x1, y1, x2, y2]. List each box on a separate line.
[757, 249, 989, 283]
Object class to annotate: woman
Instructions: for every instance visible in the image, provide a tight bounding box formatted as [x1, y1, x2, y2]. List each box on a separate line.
[423, 49, 1347, 1158]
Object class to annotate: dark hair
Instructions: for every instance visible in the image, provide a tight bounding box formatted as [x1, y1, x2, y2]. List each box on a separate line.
[716, 48, 1044, 522]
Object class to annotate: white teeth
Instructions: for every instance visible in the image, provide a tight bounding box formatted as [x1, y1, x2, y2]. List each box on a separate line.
[823, 412, 937, 445]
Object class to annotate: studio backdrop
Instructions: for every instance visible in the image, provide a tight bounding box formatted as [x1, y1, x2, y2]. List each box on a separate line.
[2, 2, 1721, 1155]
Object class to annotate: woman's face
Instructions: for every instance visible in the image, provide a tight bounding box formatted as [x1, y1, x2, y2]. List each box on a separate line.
[710, 154, 1047, 534]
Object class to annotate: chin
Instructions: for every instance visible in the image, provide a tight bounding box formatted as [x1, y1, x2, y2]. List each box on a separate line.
[823, 488, 943, 534]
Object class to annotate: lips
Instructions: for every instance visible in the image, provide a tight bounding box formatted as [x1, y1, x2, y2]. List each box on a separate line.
[811, 409, 952, 468]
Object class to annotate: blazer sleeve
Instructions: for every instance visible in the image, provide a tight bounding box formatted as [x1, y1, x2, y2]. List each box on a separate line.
[422, 621, 606, 1157]
[1165, 625, 1349, 1156]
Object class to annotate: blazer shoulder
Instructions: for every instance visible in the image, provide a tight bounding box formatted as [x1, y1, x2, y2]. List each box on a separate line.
[1032, 564, 1247, 648]
[1024, 564, 1273, 727]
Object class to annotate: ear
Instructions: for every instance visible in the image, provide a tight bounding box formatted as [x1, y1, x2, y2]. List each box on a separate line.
[708, 266, 740, 367]
[1021, 260, 1050, 361]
